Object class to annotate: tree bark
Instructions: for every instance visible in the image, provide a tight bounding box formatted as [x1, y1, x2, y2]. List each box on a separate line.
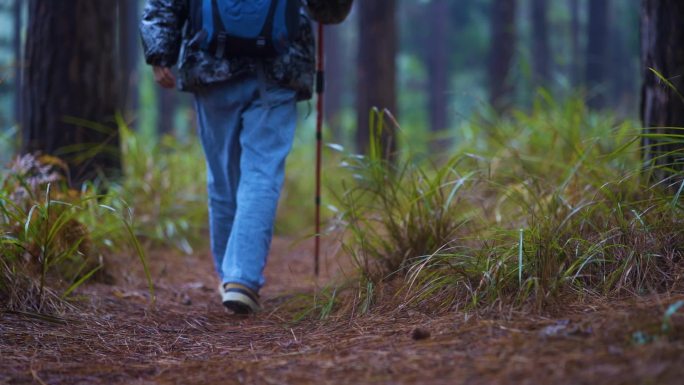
[13, 0, 22, 125]
[609, 1, 640, 111]
[640, 0, 684, 181]
[356, 0, 397, 158]
[585, 0, 610, 109]
[488, 0, 517, 113]
[157, 88, 177, 135]
[531, 0, 551, 90]
[22, 0, 120, 186]
[324, 24, 344, 143]
[568, 0, 581, 88]
[427, 0, 449, 150]
[118, 0, 140, 123]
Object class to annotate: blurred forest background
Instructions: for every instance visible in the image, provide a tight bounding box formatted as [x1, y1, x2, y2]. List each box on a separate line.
[0, 0, 642, 166]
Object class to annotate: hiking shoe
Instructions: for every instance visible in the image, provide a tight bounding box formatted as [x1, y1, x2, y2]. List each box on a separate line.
[220, 283, 260, 314]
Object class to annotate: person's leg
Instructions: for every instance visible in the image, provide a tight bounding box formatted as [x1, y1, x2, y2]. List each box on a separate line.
[193, 82, 247, 279]
[220, 82, 298, 292]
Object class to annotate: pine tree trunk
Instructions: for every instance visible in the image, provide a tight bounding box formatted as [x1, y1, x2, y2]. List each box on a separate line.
[531, 0, 550, 89]
[585, 0, 610, 109]
[157, 88, 177, 135]
[608, 21, 629, 110]
[118, 0, 140, 123]
[324, 24, 344, 143]
[610, 1, 640, 112]
[13, 0, 22, 125]
[640, 0, 684, 182]
[569, 0, 581, 88]
[356, 0, 397, 158]
[489, 0, 517, 113]
[427, 0, 449, 151]
[22, 0, 120, 186]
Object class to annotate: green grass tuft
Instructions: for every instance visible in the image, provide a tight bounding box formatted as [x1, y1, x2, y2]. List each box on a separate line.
[0, 154, 151, 313]
[328, 96, 684, 315]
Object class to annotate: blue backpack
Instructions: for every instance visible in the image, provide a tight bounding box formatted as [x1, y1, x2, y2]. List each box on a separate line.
[199, 0, 302, 58]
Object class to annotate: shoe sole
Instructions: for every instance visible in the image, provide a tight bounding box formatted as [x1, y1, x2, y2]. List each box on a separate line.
[221, 288, 260, 314]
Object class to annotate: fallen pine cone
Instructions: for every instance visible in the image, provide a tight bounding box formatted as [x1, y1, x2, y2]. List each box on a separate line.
[411, 327, 431, 340]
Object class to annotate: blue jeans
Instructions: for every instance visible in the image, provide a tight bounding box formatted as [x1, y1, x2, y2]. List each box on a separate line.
[194, 75, 297, 292]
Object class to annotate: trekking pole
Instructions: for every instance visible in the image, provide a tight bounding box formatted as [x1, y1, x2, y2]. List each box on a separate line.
[314, 22, 324, 277]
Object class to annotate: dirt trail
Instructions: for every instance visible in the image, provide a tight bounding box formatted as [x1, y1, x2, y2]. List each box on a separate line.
[2, 238, 684, 385]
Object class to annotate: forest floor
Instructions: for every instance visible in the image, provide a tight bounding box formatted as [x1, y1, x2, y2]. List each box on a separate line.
[2, 237, 684, 385]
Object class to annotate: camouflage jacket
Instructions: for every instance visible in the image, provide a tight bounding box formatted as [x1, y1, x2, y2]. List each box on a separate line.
[140, 0, 351, 101]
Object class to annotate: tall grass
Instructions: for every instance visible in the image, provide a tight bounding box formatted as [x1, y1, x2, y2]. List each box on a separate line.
[0, 118, 209, 314]
[110, 122, 208, 253]
[330, 96, 683, 315]
[0, 118, 211, 314]
[0, 154, 151, 314]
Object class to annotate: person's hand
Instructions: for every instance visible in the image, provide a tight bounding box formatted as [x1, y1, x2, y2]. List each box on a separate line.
[153, 66, 176, 89]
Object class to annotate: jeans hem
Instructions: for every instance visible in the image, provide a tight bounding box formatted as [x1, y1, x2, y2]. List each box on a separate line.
[221, 277, 261, 293]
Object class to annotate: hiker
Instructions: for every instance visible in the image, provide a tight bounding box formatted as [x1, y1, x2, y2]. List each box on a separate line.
[140, 0, 352, 314]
